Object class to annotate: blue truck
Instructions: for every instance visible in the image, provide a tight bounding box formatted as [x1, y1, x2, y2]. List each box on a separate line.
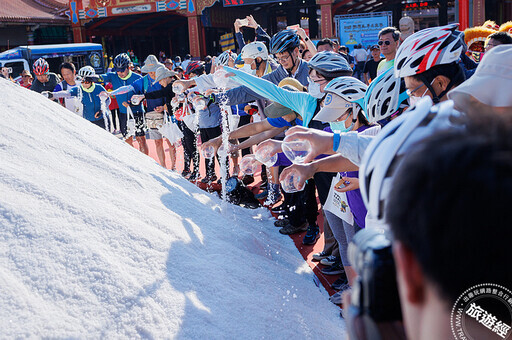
[0, 43, 105, 79]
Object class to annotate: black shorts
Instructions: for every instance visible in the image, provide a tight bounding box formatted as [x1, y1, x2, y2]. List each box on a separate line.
[133, 111, 146, 137]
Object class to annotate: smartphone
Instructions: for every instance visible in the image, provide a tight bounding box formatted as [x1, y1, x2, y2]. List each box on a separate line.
[239, 18, 249, 26]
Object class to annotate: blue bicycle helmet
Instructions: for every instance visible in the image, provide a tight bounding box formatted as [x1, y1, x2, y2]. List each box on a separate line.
[270, 29, 301, 54]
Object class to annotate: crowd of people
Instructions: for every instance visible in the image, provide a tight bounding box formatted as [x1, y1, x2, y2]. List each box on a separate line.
[3, 15, 511, 336]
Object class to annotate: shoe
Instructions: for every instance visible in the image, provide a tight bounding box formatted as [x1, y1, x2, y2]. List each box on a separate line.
[181, 169, 191, 178]
[241, 174, 254, 185]
[312, 251, 330, 261]
[264, 192, 282, 206]
[329, 286, 350, 305]
[271, 203, 286, 213]
[331, 276, 349, 290]
[279, 222, 308, 235]
[320, 255, 338, 266]
[188, 172, 200, 181]
[302, 224, 320, 245]
[255, 189, 268, 200]
[321, 262, 345, 275]
[200, 175, 218, 184]
[274, 218, 289, 228]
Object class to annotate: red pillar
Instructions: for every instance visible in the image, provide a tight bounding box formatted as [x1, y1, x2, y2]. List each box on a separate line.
[472, 0, 485, 26]
[187, 15, 206, 58]
[318, 0, 333, 38]
[458, 0, 469, 31]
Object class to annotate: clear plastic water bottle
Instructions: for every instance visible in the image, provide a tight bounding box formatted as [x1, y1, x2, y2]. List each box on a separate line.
[240, 154, 259, 175]
[255, 144, 278, 167]
[281, 139, 312, 164]
[202, 145, 215, 159]
[172, 82, 185, 94]
[131, 94, 144, 105]
[280, 169, 305, 193]
[192, 96, 207, 111]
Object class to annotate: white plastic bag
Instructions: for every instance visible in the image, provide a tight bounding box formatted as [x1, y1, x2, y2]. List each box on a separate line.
[126, 106, 136, 137]
[324, 173, 354, 224]
[158, 113, 183, 144]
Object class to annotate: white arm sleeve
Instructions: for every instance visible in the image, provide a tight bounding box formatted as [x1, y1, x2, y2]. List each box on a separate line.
[336, 132, 376, 166]
[109, 85, 135, 96]
[194, 73, 240, 92]
[52, 91, 72, 99]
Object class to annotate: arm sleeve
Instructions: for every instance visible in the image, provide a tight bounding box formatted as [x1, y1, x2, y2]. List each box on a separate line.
[99, 73, 111, 83]
[225, 66, 316, 120]
[235, 32, 245, 51]
[53, 83, 63, 92]
[52, 90, 73, 99]
[143, 87, 167, 100]
[335, 132, 375, 166]
[267, 117, 293, 128]
[110, 85, 135, 96]
[194, 73, 241, 92]
[255, 26, 271, 42]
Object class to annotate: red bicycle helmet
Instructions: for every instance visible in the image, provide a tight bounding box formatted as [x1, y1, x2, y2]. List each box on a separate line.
[33, 58, 49, 76]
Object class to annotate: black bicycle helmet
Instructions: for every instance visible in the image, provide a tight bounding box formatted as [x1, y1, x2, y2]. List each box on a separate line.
[113, 53, 131, 72]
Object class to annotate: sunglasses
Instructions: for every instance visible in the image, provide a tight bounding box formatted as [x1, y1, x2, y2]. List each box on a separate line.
[378, 40, 392, 46]
[82, 80, 92, 84]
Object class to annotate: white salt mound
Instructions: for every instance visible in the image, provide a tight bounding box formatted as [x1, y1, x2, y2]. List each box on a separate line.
[0, 79, 345, 338]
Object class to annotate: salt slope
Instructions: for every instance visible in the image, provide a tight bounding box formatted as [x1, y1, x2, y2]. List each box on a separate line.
[0, 79, 345, 338]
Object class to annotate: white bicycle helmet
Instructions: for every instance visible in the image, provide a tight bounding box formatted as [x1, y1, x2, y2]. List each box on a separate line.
[78, 65, 96, 78]
[241, 41, 268, 60]
[359, 97, 462, 228]
[394, 23, 466, 78]
[308, 51, 352, 78]
[314, 76, 367, 123]
[364, 67, 409, 123]
[216, 51, 237, 66]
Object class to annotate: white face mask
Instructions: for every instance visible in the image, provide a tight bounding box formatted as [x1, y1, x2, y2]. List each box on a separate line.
[408, 80, 432, 106]
[241, 63, 256, 75]
[308, 78, 323, 98]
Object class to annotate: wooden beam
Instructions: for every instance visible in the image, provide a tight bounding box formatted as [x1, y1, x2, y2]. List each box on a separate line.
[345, 0, 379, 13]
[332, 0, 353, 12]
[86, 16, 116, 30]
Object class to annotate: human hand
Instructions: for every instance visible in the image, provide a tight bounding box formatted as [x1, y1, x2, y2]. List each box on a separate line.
[294, 26, 307, 40]
[95, 111, 101, 119]
[255, 139, 282, 157]
[204, 88, 218, 96]
[122, 101, 130, 108]
[334, 176, 359, 192]
[246, 15, 258, 29]
[279, 163, 316, 190]
[41, 91, 53, 99]
[234, 19, 241, 32]
[201, 136, 223, 154]
[173, 79, 193, 93]
[154, 106, 164, 113]
[284, 126, 335, 163]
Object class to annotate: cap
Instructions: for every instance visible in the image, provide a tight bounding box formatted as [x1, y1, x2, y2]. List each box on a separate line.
[264, 84, 301, 118]
[314, 93, 353, 122]
[141, 55, 164, 73]
[21, 69, 33, 77]
[152, 66, 177, 85]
